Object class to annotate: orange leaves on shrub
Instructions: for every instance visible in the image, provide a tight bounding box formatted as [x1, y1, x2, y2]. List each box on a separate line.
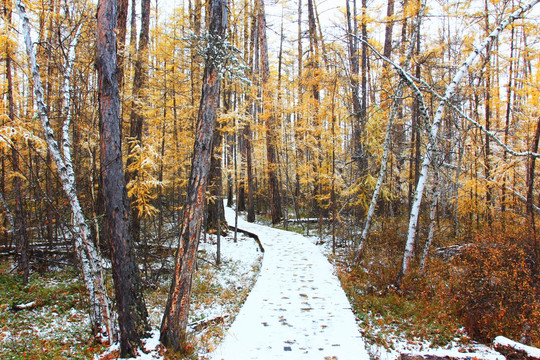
[450, 227, 540, 346]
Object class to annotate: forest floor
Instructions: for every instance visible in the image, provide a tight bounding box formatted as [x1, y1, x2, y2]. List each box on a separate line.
[0, 209, 513, 360]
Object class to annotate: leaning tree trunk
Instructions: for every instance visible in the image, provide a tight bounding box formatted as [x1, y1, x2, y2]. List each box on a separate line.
[160, 0, 228, 353]
[353, 1, 425, 265]
[398, 0, 540, 282]
[16, 0, 114, 342]
[96, 0, 150, 356]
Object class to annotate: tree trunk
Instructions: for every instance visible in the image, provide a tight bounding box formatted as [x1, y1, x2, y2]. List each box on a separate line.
[257, 0, 282, 224]
[383, 0, 395, 60]
[353, 2, 424, 264]
[5, 0, 29, 284]
[160, 0, 227, 352]
[126, 0, 151, 245]
[207, 124, 225, 233]
[420, 169, 440, 273]
[116, 0, 128, 88]
[526, 117, 540, 218]
[96, 0, 150, 355]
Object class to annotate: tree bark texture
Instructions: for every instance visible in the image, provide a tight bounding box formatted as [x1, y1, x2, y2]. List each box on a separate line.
[160, 0, 227, 352]
[207, 126, 225, 233]
[257, 0, 282, 224]
[96, 0, 150, 355]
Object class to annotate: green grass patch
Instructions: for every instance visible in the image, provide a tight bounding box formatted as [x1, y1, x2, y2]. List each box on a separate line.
[0, 269, 105, 360]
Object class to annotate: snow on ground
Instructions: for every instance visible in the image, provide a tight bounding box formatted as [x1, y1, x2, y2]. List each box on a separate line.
[494, 336, 540, 358]
[98, 213, 263, 360]
[367, 338, 505, 360]
[210, 208, 369, 360]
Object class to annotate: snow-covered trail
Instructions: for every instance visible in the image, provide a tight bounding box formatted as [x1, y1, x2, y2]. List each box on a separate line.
[210, 208, 369, 360]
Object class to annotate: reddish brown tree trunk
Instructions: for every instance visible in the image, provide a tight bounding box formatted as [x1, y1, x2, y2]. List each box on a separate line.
[96, 0, 149, 355]
[526, 117, 540, 218]
[160, 0, 228, 352]
[383, 0, 395, 60]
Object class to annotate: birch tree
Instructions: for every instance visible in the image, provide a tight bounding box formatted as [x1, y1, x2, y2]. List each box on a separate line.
[398, 0, 540, 282]
[353, 1, 425, 264]
[16, 0, 114, 342]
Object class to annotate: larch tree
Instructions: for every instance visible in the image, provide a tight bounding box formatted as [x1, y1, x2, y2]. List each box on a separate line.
[126, 0, 151, 245]
[160, 0, 228, 352]
[4, 0, 28, 285]
[96, 0, 150, 355]
[353, 0, 425, 264]
[257, 0, 282, 224]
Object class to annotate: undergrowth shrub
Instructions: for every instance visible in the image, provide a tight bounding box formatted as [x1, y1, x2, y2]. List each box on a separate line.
[450, 228, 540, 346]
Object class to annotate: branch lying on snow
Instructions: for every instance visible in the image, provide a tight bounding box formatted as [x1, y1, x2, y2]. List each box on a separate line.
[494, 336, 540, 360]
[400, 354, 502, 360]
[228, 225, 265, 253]
[188, 315, 229, 332]
[11, 301, 36, 311]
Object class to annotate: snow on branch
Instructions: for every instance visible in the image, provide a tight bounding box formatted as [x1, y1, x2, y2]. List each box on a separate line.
[494, 336, 540, 359]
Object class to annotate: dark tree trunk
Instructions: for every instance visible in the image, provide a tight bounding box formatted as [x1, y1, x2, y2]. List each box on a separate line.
[307, 0, 322, 219]
[257, 0, 282, 224]
[228, 133, 236, 209]
[5, 0, 28, 284]
[116, 0, 128, 88]
[160, 0, 227, 353]
[207, 125, 225, 233]
[126, 0, 151, 245]
[526, 117, 540, 218]
[346, 0, 361, 166]
[383, 0, 395, 60]
[360, 0, 368, 170]
[96, 0, 150, 355]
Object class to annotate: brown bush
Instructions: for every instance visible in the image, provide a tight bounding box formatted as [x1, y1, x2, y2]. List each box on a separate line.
[450, 228, 540, 346]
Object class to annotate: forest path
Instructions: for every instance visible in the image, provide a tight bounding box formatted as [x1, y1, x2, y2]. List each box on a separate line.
[210, 208, 369, 360]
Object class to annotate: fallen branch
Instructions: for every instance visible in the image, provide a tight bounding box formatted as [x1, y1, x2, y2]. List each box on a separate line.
[401, 353, 501, 360]
[11, 301, 36, 311]
[494, 336, 540, 360]
[228, 225, 264, 253]
[188, 315, 229, 332]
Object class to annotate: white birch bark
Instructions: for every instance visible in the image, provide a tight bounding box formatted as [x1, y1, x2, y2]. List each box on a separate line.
[400, 0, 540, 279]
[420, 168, 440, 273]
[0, 192, 15, 232]
[353, 2, 425, 264]
[16, 0, 114, 342]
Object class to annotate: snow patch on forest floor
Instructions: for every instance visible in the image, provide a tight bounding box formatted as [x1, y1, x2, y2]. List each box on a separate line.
[305, 232, 505, 360]
[97, 219, 263, 360]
